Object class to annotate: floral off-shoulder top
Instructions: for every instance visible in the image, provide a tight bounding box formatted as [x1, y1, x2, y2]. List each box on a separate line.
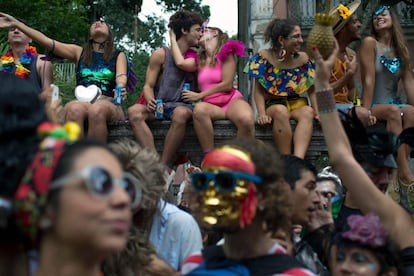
[244, 52, 315, 97]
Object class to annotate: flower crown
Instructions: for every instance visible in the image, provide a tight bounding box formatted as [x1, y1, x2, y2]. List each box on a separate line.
[338, 4, 352, 20]
[342, 213, 388, 248]
[14, 121, 81, 246]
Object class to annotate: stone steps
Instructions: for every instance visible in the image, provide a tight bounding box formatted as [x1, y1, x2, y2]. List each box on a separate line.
[108, 120, 329, 168]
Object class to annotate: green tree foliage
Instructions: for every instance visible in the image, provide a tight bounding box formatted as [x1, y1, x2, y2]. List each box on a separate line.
[0, 0, 210, 103]
[0, 0, 89, 51]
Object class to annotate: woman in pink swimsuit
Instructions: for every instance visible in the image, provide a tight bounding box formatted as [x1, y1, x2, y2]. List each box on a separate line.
[178, 26, 255, 153]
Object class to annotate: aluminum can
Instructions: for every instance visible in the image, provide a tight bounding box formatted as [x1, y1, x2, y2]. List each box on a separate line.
[113, 86, 123, 105]
[155, 99, 164, 119]
[183, 83, 191, 90]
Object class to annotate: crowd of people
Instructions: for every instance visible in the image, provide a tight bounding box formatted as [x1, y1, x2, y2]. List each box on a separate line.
[1, 1, 414, 275]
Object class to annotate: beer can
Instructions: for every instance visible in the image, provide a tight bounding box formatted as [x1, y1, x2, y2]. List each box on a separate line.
[155, 99, 164, 119]
[183, 83, 191, 90]
[113, 86, 123, 105]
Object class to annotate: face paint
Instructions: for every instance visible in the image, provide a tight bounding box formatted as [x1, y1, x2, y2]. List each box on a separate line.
[196, 146, 261, 231]
[336, 247, 381, 275]
[199, 171, 251, 227]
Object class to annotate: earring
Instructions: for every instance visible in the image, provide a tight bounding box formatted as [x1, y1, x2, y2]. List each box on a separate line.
[278, 46, 287, 62]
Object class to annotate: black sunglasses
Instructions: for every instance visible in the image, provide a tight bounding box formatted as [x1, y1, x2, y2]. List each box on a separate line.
[191, 171, 263, 192]
[51, 166, 142, 209]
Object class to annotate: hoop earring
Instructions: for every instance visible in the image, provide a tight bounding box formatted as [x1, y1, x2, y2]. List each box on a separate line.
[278, 47, 287, 62]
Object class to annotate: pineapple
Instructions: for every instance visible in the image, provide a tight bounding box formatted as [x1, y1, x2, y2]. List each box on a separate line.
[306, 13, 335, 60]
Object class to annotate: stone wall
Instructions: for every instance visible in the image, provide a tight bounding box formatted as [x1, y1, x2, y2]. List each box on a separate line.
[108, 120, 329, 168]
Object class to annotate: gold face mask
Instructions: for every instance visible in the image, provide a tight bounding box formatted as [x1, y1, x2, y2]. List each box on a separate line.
[193, 146, 262, 230]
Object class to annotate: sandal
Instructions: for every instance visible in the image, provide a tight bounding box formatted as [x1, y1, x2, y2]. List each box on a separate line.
[386, 178, 400, 203]
[397, 178, 414, 213]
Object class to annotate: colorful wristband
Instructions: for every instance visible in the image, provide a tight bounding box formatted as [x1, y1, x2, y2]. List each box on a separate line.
[316, 88, 337, 113]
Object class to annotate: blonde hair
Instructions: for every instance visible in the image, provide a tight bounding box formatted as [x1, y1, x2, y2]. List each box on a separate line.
[198, 27, 229, 67]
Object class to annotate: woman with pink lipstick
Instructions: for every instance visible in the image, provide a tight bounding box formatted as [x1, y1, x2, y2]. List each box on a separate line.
[0, 13, 134, 143]
[13, 130, 137, 276]
[245, 18, 317, 159]
[360, 5, 414, 212]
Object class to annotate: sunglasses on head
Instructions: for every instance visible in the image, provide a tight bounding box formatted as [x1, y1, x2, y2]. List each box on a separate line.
[191, 171, 263, 192]
[51, 166, 142, 209]
[373, 5, 390, 17]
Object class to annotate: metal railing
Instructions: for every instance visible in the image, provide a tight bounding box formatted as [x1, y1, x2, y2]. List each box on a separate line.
[54, 63, 75, 82]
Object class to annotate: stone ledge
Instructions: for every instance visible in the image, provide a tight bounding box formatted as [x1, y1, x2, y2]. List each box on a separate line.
[108, 120, 328, 166]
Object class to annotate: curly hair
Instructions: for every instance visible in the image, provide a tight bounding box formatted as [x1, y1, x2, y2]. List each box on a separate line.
[168, 10, 203, 40]
[108, 138, 166, 234]
[370, 6, 411, 72]
[198, 27, 229, 67]
[264, 18, 299, 50]
[102, 225, 174, 276]
[104, 139, 175, 275]
[224, 138, 293, 234]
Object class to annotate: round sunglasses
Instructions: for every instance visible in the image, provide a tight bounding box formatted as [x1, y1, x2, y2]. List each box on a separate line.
[51, 166, 142, 209]
[191, 171, 263, 192]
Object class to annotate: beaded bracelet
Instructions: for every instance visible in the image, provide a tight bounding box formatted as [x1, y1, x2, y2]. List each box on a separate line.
[316, 88, 337, 113]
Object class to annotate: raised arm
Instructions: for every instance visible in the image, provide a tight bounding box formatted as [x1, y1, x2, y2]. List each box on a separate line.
[36, 55, 53, 94]
[169, 29, 197, 72]
[0, 12, 82, 62]
[313, 44, 414, 250]
[360, 36, 377, 109]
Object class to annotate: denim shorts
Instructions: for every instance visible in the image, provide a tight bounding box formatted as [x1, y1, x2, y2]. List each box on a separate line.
[162, 103, 193, 120]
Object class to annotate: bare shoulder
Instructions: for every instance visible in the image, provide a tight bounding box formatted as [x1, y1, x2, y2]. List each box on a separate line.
[259, 48, 271, 59]
[149, 47, 167, 66]
[361, 36, 376, 48]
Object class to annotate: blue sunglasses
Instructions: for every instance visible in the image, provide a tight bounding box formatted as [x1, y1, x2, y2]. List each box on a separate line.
[373, 5, 390, 17]
[191, 171, 263, 192]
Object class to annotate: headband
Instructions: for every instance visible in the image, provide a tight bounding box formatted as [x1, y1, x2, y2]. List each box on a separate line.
[201, 146, 256, 174]
[14, 122, 80, 246]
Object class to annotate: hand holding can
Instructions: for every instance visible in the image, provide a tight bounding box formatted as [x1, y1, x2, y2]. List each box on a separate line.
[113, 86, 123, 105]
[183, 82, 191, 91]
[155, 99, 164, 119]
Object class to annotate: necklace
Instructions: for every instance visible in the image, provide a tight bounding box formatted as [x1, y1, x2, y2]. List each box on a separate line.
[92, 40, 107, 49]
[0, 46, 37, 78]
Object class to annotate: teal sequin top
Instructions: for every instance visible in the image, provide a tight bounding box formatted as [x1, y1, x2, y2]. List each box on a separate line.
[76, 50, 121, 97]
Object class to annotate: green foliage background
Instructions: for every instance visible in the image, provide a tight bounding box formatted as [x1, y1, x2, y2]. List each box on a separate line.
[0, 0, 210, 109]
